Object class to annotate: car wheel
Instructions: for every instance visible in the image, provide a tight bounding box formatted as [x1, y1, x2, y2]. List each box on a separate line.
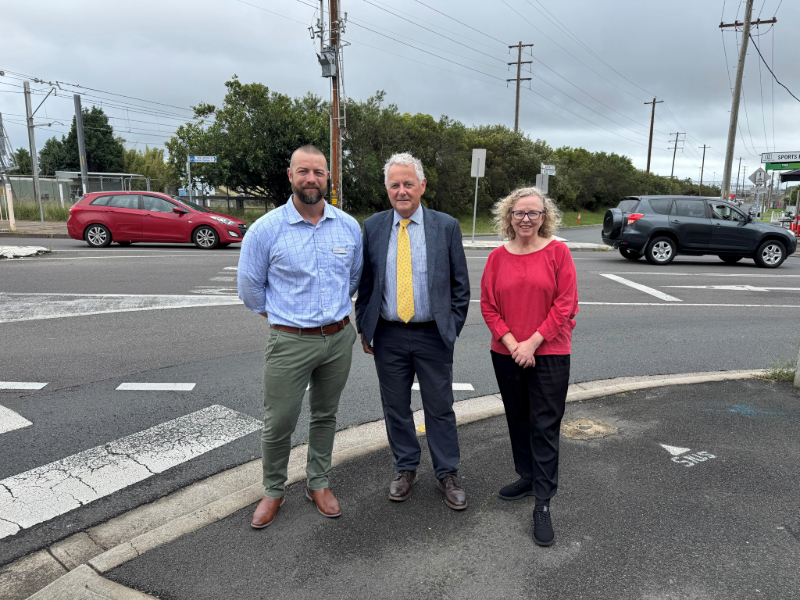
[117, 241, 132, 246]
[193, 226, 219, 249]
[619, 248, 643, 260]
[85, 224, 112, 248]
[644, 236, 676, 265]
[719, 255, 743, 264]
[754, 240, 785, 268]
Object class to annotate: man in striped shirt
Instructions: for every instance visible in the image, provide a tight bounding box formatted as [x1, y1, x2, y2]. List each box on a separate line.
[238, 145, 362, 529]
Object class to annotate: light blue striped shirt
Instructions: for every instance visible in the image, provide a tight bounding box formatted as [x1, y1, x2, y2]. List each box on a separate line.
[237, 198, 363, 328]
[381, 206, 432, 322]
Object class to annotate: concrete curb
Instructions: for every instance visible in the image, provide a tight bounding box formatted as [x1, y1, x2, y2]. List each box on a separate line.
[1, 369, 765, 600]
[0, 233, 70, 240]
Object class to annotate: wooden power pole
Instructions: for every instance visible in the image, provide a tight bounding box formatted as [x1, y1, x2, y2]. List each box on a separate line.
[507, 42, 533, 133]
[698, 145, 708, 196]
[644, 97, 663, 174]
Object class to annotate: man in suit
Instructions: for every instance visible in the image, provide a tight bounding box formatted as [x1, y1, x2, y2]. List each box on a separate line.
[356, 152, 470, 510]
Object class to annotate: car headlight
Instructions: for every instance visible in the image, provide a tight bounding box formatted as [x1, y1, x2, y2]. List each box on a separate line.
[211, 216, 236, 226]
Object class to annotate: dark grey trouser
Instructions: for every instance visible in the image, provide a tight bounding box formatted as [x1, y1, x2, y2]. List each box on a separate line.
[491, 351, 570, 500]
[372, 321, 460, 480]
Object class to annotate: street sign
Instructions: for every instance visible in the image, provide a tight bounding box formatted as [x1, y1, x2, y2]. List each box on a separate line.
[749, 167, 766, 186]
[761, 151, 800, 163]
[541, 163, 556, 176]
[189, 156, 217, 163]
[535, 173, 549, 194]
[766, 162, 800, 171]
[471, 149, 486, 177]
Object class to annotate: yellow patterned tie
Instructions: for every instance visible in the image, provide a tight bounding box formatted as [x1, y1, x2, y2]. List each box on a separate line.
[396, 219, 415, 323]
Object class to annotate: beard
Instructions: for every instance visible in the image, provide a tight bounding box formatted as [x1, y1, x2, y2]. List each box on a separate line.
[293, 182, 326, 205]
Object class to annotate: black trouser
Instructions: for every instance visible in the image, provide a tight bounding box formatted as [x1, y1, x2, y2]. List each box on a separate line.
[373, 320, 460, 480]
[491, 352, 570, 500]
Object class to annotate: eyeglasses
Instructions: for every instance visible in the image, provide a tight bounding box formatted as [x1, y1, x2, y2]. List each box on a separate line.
[511, 210, 544, 221]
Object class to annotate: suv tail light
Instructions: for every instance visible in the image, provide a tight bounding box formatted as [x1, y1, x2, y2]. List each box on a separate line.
[627, 213, 644, 225]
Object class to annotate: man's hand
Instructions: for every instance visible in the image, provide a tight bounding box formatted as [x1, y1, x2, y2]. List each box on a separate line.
[361, 333, 374, 355]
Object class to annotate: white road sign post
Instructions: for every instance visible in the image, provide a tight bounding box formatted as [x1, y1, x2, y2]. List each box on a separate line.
[471, 149, 486, 243]
[536, 164, 556, 195]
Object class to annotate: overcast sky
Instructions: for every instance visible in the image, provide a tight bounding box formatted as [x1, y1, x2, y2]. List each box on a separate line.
[2, 0, 798, 188]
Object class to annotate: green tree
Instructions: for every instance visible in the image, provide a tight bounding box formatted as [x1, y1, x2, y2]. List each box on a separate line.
[61, 107, 125, 173]
[122, 146, 177, 188]
[38, 137, 69, 176]
[166, 77, 329, 203]
[12, 148, 32, 175]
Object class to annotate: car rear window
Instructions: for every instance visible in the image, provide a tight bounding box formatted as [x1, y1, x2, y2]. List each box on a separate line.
[648, 198, 673, 214]
[108, 195, 139, 209]
[673, 200, 707, 218]
[617, 199, 640, 213]
[89, 196, 112, 206]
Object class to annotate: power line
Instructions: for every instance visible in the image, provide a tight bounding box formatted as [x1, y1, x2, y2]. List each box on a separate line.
[409, 0, 508, 46]
[749, 32, 800, 102]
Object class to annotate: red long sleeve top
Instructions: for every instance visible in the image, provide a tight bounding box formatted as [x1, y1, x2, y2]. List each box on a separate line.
[480, 241, 579, 356]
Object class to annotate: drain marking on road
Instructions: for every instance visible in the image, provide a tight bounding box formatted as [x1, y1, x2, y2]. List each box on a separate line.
[0, 405, 32, 434]
[116, 383, 196, 391]
[0, 382, 48, 390]
[660, 443, 716, 468]
[600, 274, 682, 302]
[0, 405, 261, 540]
[660, 444, 691, 456]
[0, 293, 242, 323]
[411, 383, 474, 391]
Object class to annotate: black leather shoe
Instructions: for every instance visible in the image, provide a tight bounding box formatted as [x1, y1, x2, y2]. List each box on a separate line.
[437, 475, 467, 510]
[389, 470, 418, 501]
[499, 478, 535, 500]
[533, 505, 555, 546]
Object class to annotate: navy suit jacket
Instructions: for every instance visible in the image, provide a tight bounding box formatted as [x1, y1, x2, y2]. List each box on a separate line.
[355, 206, 470, 350]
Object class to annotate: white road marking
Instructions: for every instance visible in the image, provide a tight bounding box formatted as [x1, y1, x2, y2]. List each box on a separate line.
[0, 293, 242, 324]
[0, 405, 260, 540]
[209, 276, 236, 282]
[0, 382, 48, 390]
[29, 255, 223, 261]
[579, 302, 800, 308]
[116, 383, 196, 391]
[0, 405, 32, 434]
[600, 274, 682, 302]
[412, 383, 474, 391]
[664, 285, 800, 292]
[223, 266, 238, 270]
[609, 272, 800, 278]
[660, 444, 691, 456]
[191, 287, 239, 295]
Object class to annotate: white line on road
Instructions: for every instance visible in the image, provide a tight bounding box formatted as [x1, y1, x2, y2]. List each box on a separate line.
[0, 382, 48, 390]
[209, 276, 236, 282]
[27, 255, 226, 261]
[0, 405, 32, 434]
[600, 274, 682, 302]
[663, 285, 800, 292]
[0, 405, 260, 540]
[116, 383, 196, 391]
[412, 383, 474, 391]
[223, 266, 238, 270]
[608, 272, 800, 278]
[579, 302, 800, 308]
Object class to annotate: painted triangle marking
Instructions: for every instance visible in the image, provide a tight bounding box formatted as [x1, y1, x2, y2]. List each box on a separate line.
[660, 443, 691, 456]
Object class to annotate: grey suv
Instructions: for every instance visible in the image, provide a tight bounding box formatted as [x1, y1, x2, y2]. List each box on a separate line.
[602, 196, 797, 268]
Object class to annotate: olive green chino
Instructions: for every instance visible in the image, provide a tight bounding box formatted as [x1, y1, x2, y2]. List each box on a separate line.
[262, 324, 357, 498]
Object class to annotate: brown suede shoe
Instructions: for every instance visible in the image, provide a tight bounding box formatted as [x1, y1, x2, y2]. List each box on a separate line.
[437, 475, 468, 510]
[305, 487, 342, 518]
[251, 496, 285, 529]
[389, 470, 418, 501]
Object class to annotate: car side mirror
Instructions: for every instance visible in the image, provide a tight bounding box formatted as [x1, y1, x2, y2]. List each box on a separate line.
[173, 207, 187, 214]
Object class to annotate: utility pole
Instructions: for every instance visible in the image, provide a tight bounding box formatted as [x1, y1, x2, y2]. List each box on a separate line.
[507, 42, 533, 133]
[734, 157, 743, 199]
[698, 145, 708, 196]
[73, 95, 89, 195]
[23, 81, 44, 224]
[644, 98, 663, 174]
[0, 113, 17, 231]
[718, 4, 777, 198]
[669, 133, 684, 178]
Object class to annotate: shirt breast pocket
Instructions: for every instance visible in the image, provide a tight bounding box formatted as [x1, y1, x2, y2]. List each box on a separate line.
[330, 244, 352, 275]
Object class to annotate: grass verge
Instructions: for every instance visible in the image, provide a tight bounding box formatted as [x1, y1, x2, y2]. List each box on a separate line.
[7, 202, 71, 222]
[759, 359, 797, 382]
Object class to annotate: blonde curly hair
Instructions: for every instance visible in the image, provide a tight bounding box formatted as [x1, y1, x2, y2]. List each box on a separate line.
[491, 186, 562, 240]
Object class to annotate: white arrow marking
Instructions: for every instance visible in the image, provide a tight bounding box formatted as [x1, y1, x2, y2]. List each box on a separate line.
[660, 444, 691, 456]
[600, 274, 682, 302]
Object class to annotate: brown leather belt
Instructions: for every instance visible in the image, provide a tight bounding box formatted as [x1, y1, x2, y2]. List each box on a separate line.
[271, 316, 350, 336]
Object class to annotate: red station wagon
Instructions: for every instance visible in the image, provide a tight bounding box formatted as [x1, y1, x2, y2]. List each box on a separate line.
[67, 191, 247, 249]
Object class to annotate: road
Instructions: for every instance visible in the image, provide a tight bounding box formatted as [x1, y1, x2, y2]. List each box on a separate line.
[2, 233, 800, 566]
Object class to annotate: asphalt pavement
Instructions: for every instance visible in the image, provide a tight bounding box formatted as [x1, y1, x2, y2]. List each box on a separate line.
[3, 234, 800, 568]
[105, 379, 800, 600]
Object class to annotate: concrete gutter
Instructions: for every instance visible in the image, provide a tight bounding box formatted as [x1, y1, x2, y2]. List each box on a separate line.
[0, 233, 70, 240]
[0, 369, 764, 600]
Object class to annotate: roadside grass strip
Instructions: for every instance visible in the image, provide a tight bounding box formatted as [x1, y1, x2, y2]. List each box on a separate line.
[412, 383, 474, 391]
[0, 293, 242, 324]
[0, 382, 48, 390]
[0, 405, 33, 434]
[116, 383, 196, 391]
[0, 405, 260, 540]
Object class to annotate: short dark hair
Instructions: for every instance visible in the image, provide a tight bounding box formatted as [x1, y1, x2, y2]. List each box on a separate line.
[290, 145, 327, 169]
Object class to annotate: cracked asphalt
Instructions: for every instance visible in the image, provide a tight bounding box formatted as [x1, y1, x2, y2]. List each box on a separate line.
[106, 379, 800, 600]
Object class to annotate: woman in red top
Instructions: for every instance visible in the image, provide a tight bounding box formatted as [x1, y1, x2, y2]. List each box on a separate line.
[480, 186, 578, 547]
